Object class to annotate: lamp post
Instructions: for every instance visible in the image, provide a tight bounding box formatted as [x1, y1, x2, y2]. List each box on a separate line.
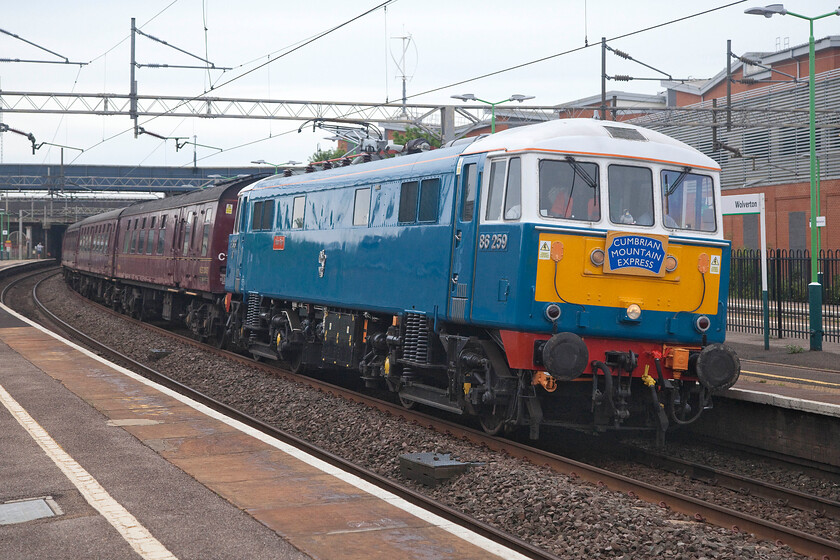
[451, 93, 535, 133]
[251, 160, 301, 175]
[746, 4, 839, 351]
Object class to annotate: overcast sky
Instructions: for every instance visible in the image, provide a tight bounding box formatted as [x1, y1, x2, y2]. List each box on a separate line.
[0, 0, 837, 169]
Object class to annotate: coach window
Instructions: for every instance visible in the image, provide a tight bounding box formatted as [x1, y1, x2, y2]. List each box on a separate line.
[461, 163, 477, 222]
[608, 165, 653, 226]
[130, 219, 139, 254]
[201, 209, 212, 256]
[398, 181, 419, 223]
[292, 196, 305, 229]
[123, 221, 131, 253]
[353, 188, 371, 226]
[156, 215, 167, 254]
[182, 212, 194, 255]
[137, 218, 147, 255]
[661, 169, 716, 232]
[146, 217, 156, 254]
[539, 159, 600, 221]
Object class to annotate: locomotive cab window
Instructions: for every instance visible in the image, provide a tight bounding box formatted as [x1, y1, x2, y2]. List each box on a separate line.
[661, 169, 717, 232]
[608, 165, 653, 226]
[353, 188, 371, 226]
[485, 157, 521, 221]
[538, 159, 600, 221]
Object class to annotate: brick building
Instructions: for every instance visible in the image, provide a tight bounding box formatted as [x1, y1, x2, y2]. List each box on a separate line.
[633, 36, 840, 253]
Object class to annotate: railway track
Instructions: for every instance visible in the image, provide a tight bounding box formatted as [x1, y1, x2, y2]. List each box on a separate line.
[6, 264, 840, 560]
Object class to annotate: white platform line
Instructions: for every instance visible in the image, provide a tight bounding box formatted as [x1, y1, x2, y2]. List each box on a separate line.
[0, 381, 177, 560]
[0, 299, 529, 560]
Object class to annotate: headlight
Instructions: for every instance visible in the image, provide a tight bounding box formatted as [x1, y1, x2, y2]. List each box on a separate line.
[590, 248, 605, 267]
[626, 303, 642, 320]
[545, 303, 562, 322]
[695, 315, 711, 332]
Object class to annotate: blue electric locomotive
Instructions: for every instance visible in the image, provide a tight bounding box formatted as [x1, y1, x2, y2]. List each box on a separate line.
[224, 118, 740, 438]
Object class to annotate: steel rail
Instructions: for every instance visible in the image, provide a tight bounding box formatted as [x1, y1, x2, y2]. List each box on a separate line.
[17, 269, 559, 560]
[31, 268, 840, 560]
[617, 443, 840, 520]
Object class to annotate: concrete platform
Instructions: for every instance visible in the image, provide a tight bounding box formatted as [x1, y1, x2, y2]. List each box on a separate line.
[0, 301, 525, 560]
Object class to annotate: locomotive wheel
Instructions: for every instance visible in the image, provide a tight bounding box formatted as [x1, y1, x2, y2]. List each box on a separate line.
[287, 349, 307, 374]
[478, 406, 506, 436]
[398, 393, 417, 409]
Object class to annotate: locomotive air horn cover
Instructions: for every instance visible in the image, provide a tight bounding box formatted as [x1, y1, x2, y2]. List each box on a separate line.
[542, 332, 589, 381]
[695, 343, 741, 390]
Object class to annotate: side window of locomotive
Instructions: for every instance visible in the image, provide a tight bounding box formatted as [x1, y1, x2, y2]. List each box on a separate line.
[485, 158, 522, 221]
[461, 163, 477, 222]
[353, 188, 371, 226]
[608, 165, 653, 226]
[504, 157, 522, 220]
[201, 209, 213, 256]
[261, 201, 274, 230]
[485, 161, 506, 221]
[539, 159, 600, 221]
[292, 196, 305, 229]
[156, 215, 167, 255]
[661, 170, 716, 232]
[418, 179, 440, 223]
[398, 181, 419, 223]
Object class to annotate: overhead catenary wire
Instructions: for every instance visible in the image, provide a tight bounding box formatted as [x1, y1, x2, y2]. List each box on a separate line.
[72, 0, 746, 167]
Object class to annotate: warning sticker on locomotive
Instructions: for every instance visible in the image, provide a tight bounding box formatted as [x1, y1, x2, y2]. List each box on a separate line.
[709, 254, 721, 274]
[603, 232, 669, 277]
[273, 235, 286, 251]
[538, 240, 551, 260]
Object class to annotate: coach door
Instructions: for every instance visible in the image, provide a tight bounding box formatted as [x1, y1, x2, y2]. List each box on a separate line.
[448, 155, 482, 322]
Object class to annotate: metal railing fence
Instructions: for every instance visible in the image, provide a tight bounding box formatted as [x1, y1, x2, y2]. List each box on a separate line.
[728, 249, 840, 342]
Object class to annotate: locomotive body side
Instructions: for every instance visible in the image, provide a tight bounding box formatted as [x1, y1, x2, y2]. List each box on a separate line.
[227, 146, 465, 315]
[222, 119, 740, 438]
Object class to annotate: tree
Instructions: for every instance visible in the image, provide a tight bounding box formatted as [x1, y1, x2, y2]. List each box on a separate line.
[391, 126, 441, 149]
[309, 145, 345, 163]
